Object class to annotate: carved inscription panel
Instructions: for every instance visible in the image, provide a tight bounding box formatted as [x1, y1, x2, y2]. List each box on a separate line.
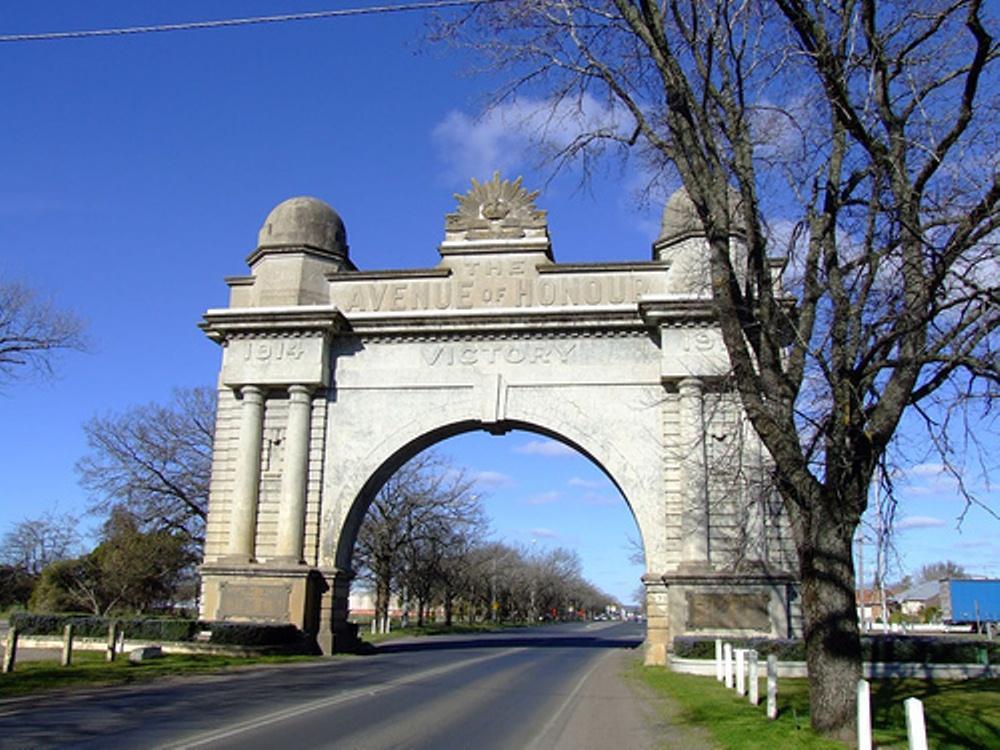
[218, 582, 291, 622]
[330, 335, 660, 386]
[330, 259, 667, 314]
[222, 335, 327, 387]
[687, 591, 771, 631]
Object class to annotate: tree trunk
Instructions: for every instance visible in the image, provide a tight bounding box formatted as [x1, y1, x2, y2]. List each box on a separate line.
[375, 572, 391, 633]
[796, 505, 862, 741]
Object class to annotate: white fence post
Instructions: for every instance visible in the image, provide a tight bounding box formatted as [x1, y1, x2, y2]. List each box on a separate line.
[766, 654, 778, 720]
[1, 627, 17, 674]
[723, 643, 734, 688]
[715, 638, 723, 681]
[61, 623, 74, 667]
[857, 679, 872, 750]
[905, 697, 928, 750]
[735, 648, 747, 695]
[748, 649, 759, 705]
[106, 621, 118, 663]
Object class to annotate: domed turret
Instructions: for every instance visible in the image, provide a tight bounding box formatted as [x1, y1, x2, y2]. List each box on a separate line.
[653, 186, 745, 259]
[255, 196, 348, 262]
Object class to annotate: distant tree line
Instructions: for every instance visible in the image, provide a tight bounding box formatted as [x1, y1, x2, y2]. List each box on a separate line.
[353, 452, 616, 631]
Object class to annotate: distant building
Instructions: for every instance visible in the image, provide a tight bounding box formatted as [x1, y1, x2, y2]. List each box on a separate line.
[895, 580, 942, 617]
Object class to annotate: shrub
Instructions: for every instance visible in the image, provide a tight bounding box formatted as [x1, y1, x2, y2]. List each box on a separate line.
[673, 636, 805, 661]
[202, 622, 302, 646]
[9, 613, 197, 642]
[672, 635, 995, 664]
[8, 613, 305, 649]
[9, 613, 106, 637]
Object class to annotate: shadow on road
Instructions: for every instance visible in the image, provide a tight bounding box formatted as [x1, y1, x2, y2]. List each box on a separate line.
[373, 632, 644, 655]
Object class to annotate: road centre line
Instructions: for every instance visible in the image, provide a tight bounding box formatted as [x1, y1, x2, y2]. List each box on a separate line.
[158, 647, 528, 749]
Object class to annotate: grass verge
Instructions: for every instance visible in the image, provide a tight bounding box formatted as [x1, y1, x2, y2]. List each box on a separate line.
[632, 663, 841, 749]
[0, 651, 318, 699]
[870, 677, 999, 749]
[633, 664, 999, 750]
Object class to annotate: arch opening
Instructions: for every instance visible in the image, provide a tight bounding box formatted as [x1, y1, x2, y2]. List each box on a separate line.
[341, 423, 649, 633]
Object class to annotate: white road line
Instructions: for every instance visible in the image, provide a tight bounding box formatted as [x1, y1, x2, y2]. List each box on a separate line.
[157, 648, 526, 749]
[524, 649, 612, 750]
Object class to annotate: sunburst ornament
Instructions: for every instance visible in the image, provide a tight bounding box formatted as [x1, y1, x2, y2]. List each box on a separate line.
[446, 172, 548, 240]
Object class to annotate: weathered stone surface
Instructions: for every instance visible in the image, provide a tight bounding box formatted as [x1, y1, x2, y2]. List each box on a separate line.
[687, 592, 772, 631]
[197, 176, 801, 662]
[128, 646, 163, 663]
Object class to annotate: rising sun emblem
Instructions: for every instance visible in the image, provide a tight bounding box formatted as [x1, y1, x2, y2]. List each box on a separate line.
[446, 172, 547, 240]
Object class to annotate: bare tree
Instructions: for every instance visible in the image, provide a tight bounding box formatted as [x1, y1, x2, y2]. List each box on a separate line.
[353, 452, 486, 630]
[76, 387, 215, 552]
[0, 511, 81, 576]
[443, 0, 998, 738]
[917, 560, 969, 582]
[0, 279, 86, 385]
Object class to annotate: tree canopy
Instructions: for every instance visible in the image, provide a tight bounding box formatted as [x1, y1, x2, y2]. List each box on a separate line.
[76, 386, 215, 551]
[443, 0, 998, 738]
[0, 278, 85, 385]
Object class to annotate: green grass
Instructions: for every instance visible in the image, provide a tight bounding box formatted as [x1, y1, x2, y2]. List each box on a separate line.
[633, 664, 842, 749]
[633, 665, 1000, 750]
[869, 678, 1000, 750]
[0, 651, 319, 699]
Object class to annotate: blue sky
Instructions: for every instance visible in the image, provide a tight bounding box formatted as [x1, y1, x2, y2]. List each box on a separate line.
[0, 2, 995, 603]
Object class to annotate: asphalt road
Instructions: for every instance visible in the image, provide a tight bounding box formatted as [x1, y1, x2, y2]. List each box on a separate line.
[0, 621, 674, 750]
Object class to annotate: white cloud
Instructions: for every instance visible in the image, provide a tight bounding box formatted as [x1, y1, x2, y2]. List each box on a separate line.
[581, 492, 618, 507]
[514, 439, 577, 457]
[568, 476, 604, 490]
[525, 491, 561, 506]
[472, 470, 513, 488]
[896, 516, 948, 530]
[908, 463, 948, 478]
[431, 94, 627, 185]
[529, 527, 560, 540]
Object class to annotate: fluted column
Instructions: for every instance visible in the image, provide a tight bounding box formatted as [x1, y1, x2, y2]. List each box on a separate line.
[227, 385, 265, 561]
[275, 385, 313, 562]
[678, 377, 709, 564]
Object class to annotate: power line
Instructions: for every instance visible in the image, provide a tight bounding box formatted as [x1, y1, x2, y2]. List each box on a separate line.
[0, 0, 497, 44]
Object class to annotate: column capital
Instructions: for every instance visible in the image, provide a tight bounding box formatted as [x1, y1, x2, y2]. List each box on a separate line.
[288, 384, 313, 400]
[677, 377, 704, 394]
[239, 384, 264, 402]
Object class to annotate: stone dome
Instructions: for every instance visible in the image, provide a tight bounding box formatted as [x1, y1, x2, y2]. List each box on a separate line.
[256, 196, 348, 259]
[654, 186, 745, 252]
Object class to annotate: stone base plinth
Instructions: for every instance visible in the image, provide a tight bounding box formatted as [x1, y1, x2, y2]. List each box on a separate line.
[642, 567, 800, 663]
[200, 562, 325, 646]
[660, 567, 800, 642]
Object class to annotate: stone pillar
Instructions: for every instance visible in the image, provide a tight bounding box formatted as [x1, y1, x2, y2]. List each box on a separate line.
[227, 385, 265, 561]
[643, 576, 670, 665]
[678, 377, 709, 564]
[275, 385, 313, 562]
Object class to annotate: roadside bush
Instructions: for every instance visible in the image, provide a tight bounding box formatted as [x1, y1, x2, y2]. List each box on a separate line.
[9, 613, 196, 642]
[8, 613, 306, 649]
[863, 636, 996, 665]
[673, 635, 996, 664]
[204, 622, 302, 646]
[673, 636, 805, 661]
[9, 613, 106, 637]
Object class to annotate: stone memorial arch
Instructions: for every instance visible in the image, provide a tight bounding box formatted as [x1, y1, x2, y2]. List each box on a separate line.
[198, 174, 801, 663]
